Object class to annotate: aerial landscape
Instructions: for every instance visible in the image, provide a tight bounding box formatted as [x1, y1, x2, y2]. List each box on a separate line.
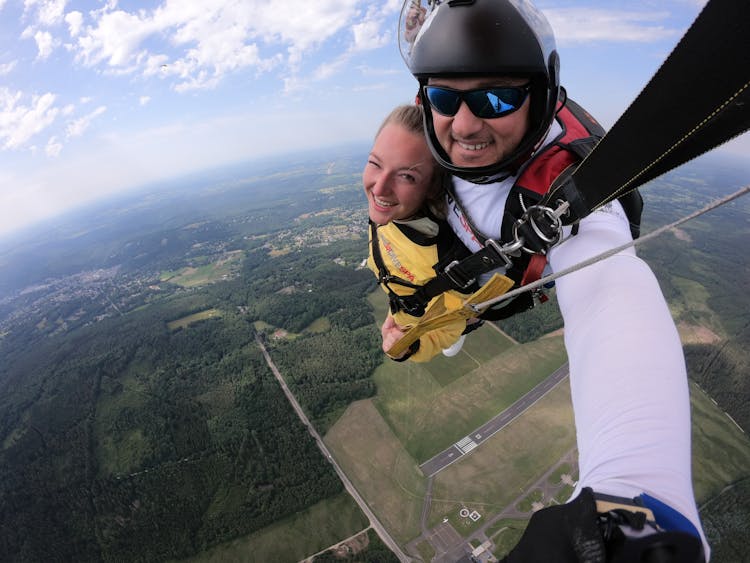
[0, 145, 748, 562]
[1, 1, 749, 560]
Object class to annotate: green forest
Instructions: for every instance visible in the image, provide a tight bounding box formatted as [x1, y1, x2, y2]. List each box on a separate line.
[0, 288, 348, 561]
[0, 230, 380, 559]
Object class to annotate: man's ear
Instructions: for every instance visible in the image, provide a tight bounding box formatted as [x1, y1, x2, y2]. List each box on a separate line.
[415, 90, 422, 105]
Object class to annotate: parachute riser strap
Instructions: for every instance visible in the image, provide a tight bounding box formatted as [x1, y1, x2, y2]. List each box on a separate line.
[540, 0, 750, 226]
[511, 200, 569, 254]
[422, 201, 566, 304]
[470, 183, 750, 312]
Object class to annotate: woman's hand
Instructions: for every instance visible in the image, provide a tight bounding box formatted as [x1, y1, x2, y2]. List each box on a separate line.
[381, 315, 407, 358]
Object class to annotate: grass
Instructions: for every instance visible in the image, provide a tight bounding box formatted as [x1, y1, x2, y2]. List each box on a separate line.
[551, 484, 576, 504]
[490, 520, 526, 560]
[516, 489, 543, 512]
[304, 317, 331, 333]
[690, 382, 750, 504]
[372, 335, 568, 462]
[414, 540, 435, 563]
[548, 463, 573, 485]
[427, 381, 576, 528]
[341, 289, 750, 555]
[180, 493, 368, 563]
[161, 251, 243, 288]
[167, 308, 222, 331]
[323, 400, 427, 545]
[668, 275, 724, 333]
[443, 504, 489, 538]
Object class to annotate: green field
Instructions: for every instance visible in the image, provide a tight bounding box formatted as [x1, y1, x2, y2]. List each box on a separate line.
[428, 381, 576, 526]
[373, 335, 567, 463]
[368, 288, 568, 463]
[322, 289, 750, 557]
[324, 400, 426, 545]
[161, 251, 243, 287]
[179, 493, 368, 563]
[167, 308, 223, 330]
[691, 382, 750, 503]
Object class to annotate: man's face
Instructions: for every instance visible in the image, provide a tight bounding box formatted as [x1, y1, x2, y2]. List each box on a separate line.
[427, 76, 531, 169]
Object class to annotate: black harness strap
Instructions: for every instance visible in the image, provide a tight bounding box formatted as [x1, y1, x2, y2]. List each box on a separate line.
[439, 98, 634, 320]
[548, 0, 750, 225]
[369, 221, 423, 315]
[369, 218, 476, 317]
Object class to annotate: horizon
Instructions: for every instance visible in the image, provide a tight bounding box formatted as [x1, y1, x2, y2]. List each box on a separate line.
[1, 0, 748, 238]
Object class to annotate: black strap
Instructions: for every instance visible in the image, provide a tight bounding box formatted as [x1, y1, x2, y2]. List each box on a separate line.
[370, 218, 478, 317]
[369, 221, 422, 314]
[547, 0, 750, 223]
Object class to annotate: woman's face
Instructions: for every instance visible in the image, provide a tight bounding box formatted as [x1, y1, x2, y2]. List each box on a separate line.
[363, 123, 436, 225]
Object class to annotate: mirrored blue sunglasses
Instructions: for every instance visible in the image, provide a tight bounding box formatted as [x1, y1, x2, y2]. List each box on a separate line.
[423, 84, 531, 119]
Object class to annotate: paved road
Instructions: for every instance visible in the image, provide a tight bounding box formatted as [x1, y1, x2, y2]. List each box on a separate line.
[256, 335, 411, 563]
[420, 362, 570, 477]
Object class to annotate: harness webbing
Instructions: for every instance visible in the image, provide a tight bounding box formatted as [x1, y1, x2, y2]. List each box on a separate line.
[436, 99, 621, 319]
[369, 218, 475, 317]
[548, 0, 750, 224]
[471, 183, 750, 312]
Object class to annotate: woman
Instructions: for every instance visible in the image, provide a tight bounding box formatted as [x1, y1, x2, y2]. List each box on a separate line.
[364, 104, 482, 362]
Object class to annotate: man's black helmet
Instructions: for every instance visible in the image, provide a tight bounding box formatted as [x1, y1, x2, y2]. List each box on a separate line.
[399, 0, 561, 181]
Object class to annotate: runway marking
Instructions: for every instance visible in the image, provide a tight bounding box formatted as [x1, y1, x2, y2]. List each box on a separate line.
[456, 437, 478, 454]
[419, 363, 570, 477]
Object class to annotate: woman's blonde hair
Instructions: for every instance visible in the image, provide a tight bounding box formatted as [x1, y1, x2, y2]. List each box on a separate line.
[375, 105, 447, 217]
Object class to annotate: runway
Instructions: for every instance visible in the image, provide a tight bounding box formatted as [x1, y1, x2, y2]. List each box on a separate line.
[419, 362, 569, 477]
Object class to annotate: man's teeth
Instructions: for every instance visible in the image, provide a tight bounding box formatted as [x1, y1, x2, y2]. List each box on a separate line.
[458, 141, 489, 151]
[375, 197, 396, 207]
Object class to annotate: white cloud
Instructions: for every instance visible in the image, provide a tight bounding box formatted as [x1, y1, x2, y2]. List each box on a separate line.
[65, 105, 106, 138]
[545, 9, 679, 44]
[0, 88, 59, 149]
[34, 30, 56, 59]
[65, 10, 83, 37]
[351, 4, 395, 52]
[71, 0, 364, 90]
[75, 10, 158, 67]
[351, 18, 390, 52]
[139, 96, 151, 106]
[36, 0, 68, 26]
[45, 135, 62, 157]
[313, 55, 352, 82]
[0, 61, 17, 75]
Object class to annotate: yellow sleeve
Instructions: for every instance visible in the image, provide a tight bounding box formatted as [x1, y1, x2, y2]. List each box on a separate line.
[409, 318, 467, 362]
[391, 295, 469, 363]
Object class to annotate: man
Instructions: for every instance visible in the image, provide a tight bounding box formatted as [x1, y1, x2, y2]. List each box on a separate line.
[397, 0, 708, 560]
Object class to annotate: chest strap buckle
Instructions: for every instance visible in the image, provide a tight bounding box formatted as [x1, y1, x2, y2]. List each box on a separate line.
[443, 260, 476, 290]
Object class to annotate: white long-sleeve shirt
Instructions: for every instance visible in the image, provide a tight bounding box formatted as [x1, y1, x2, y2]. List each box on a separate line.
[445, 127, 709, 556]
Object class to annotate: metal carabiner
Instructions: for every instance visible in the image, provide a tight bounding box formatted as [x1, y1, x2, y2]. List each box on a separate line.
[513, 201, 569, 254]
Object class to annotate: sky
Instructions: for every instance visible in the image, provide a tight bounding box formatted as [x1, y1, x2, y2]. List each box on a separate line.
[1, 0, 747, 238]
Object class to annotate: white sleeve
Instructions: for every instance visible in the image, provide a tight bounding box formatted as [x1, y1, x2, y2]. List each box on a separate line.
[548, 201, 709, 555]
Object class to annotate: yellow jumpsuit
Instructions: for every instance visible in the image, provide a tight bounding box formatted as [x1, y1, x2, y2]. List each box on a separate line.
[367, 216, 470, 362]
